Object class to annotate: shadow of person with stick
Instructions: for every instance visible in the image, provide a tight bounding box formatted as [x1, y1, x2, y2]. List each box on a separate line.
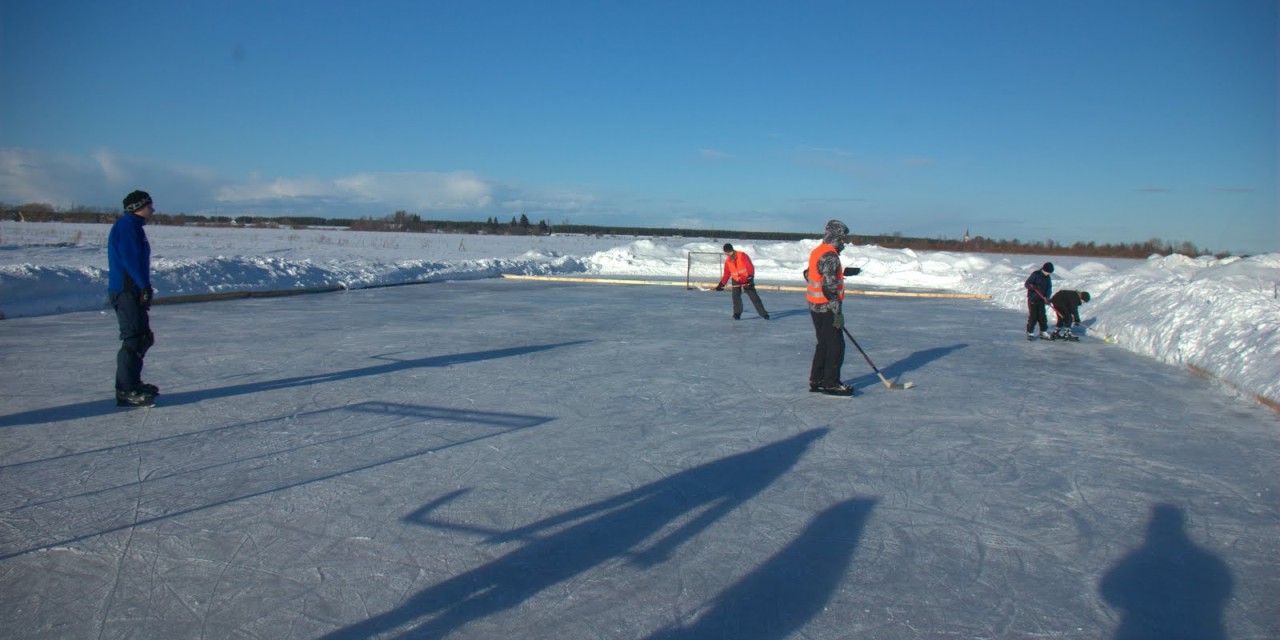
[1099, 503, 1233, 640]
[320, 429, 828, 639]
[644, 497, 876, 640]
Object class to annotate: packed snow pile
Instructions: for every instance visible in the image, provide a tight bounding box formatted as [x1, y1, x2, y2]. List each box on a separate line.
[2, 221, 1277, 406]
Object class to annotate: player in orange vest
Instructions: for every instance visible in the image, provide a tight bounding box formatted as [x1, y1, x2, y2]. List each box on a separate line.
[715, 243, 770, 320]
[805, 220, 856, 395]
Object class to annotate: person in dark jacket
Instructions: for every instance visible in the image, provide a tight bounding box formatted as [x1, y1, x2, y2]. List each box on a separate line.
[1050, 290, 1090, 338]
[108, 190, 158, 407]
[715, 243, 769, 320]
[1024, 262, 1054, 340]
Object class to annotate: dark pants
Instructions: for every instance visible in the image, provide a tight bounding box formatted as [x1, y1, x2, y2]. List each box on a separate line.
[112, 290, 154, 394]
[1054, 311, 1070, 330]
[810, 311, 845, 387]
[1026, 298, 1048, 333]
[732, 284, 769, 318]
[1053, 305, 1077, 330]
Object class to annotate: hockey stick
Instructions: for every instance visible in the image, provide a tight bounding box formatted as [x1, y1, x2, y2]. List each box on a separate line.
[841, 327, 913, 389]
[1031, 288, 1062, 316]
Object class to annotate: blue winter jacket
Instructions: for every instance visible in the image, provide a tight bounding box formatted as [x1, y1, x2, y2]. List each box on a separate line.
[108, 213, 151, 292]
[1024, 269, 1051, 301]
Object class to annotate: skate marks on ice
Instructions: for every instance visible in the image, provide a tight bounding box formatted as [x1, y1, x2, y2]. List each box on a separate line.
[0, 401, 551, 559]
[0, 341, 587, 429]
[318, 429, 876, 640]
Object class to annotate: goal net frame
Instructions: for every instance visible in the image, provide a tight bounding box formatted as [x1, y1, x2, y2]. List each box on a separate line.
[686, 251, 725, 290]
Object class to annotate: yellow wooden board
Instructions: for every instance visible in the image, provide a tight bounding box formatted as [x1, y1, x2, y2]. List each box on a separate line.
[500, 274, 991, 300]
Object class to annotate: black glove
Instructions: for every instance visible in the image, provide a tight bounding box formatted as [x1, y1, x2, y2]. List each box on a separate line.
[715, 283, 725, 291]
[139, 286, 154, 310]
[832, 311, 844, 329]
[843, 267, 861, 276]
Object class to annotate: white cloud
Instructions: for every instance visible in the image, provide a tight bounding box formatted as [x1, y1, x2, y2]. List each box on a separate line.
[0, 147, 221, 210]
[203, 171, 505, 218]
[499, 186, 600, 215]
[333, 171, 494, 210]
[216, 176, 343, 202]
[0, 147, 555, 218]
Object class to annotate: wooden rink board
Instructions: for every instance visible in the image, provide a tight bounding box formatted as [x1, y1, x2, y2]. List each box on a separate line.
[501, 274, 992, 300]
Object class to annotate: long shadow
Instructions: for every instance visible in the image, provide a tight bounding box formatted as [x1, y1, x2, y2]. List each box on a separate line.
[645, 497, 877, 640]
[0, 340, 587, 429]
[1098, 504, 1233, 640]
[320, 428, 829, 640]
[765, 307, 810, 321]
[847, 342, 967, 389]
[0, 401, 549, 560]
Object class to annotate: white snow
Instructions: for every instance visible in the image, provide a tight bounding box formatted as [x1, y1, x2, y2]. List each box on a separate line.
[3, 220, 1277, 406]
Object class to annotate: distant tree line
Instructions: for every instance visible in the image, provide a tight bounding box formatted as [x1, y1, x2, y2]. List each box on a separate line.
[350, 211, 552, 236]
[1, 201, 1233, 259]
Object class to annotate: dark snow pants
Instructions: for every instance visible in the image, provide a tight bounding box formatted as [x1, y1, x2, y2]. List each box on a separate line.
[809, 310, 845, 388]
[1026, 298, 1048, 333]
[112, 289, 154, 394]
[731, 284, 769, 318]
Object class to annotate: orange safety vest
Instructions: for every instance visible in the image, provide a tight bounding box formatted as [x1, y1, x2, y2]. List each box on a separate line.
[723, 252, 754, 284]
[806, 244, 843, 305]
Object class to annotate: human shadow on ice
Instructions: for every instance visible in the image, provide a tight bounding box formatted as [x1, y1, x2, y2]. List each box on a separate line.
[0, 401, 550, 559]
[1098, 503, 1232, 640]
[644, 496, 876, 640]
[763, 307, 810, 321]
[846, 343, 967, 390]
[0, 341, 587, 428]
[319, 429, 831, 640]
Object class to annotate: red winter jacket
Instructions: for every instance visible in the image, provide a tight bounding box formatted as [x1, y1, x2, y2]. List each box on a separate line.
[719, 251, 755, 286]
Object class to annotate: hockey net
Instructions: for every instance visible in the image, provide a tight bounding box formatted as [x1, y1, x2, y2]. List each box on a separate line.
[686, 251, 724, 290]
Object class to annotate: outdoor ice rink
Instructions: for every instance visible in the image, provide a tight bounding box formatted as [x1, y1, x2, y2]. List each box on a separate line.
[2, 279, 1277, 639]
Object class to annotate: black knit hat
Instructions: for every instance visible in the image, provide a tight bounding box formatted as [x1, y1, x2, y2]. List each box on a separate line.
[723, 243, 734, 252]
[1042, 262, 1054, 273]
[1080, 291, 1091, 302]
[123, 190, 152, 213]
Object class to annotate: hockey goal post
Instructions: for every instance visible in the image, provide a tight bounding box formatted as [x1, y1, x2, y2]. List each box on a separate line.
[686, 251, 725, 290]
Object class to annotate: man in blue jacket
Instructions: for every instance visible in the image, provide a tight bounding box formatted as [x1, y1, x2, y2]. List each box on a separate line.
[109, 190, 158, 406]
[1024, 262, 1054, 340]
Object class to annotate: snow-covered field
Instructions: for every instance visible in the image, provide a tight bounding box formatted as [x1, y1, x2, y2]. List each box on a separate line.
[3, 220, 1276, 407]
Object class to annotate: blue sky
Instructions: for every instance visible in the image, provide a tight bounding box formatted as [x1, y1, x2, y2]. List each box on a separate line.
[1, 1, 1275, 253]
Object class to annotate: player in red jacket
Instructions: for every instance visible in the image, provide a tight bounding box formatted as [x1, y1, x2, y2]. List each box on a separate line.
[716, 243, 770, 320]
